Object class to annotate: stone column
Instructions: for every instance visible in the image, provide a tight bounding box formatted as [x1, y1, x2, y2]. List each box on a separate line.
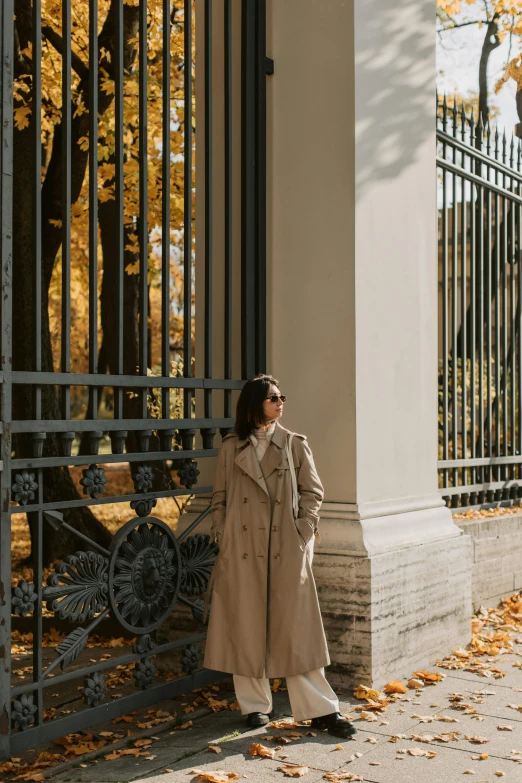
[266, 0, 472, 686]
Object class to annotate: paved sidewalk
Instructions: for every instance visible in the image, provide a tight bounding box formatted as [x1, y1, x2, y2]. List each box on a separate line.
[50, 599, 522, 783]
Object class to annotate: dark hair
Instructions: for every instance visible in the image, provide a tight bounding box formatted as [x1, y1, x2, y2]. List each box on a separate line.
[234, 373, 280, 439]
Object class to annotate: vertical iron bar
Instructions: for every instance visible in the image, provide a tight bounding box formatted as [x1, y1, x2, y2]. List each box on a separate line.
[495, 149, 501, 487]
[509, 169, 517, 486]
[0, 0, 14, 757]
[502, 134, 508, 485]
[183, 0, 193, 419]
[452, 104, 458, 490]
[487, 185, 493, 489]
[204, 0, 212, 418]
[241, 0, 256, 380]
[224, 0, 232, 418]
[61, 0, 71, 419]
[518, 143, 522, 478]
[32, 505, 42, 726]
[161, 0, 171, 420]
[32, 2, 43, 725]
[33, 0, 42, 419]
[469, 111, 476, 492]
[478, 128, 485, 493]
[114, 0, 124, 417]
[138, 0, 148, 418]
[255, 0, 266, 373]
[88, 0, 98, 418]
[460, 109, 467, 487]
[442, 95, 449, 491]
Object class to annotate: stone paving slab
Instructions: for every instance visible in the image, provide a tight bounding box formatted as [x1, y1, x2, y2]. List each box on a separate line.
[53, 695, 291, 783]
[136, 758, 330, 783]
[433, 662, 522, 688]
[338, 740, 521, 783]
[422, 711, 522, 760]
[426, 676, 522, 724]
[48, 660, 522, 783]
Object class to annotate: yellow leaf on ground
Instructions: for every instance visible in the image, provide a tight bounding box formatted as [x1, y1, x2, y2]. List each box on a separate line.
[190, 771, 240, 782]
[248, 742, 276, 759]
[383, 680, 408, 694]
[277, 764, 309, 777]
[353, 684, 384, 701]
[269, 719, 298, 730]
[413, 670, 443, 683]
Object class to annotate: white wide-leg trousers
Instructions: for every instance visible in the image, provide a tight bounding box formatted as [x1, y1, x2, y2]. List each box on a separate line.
[233, 667, 339, 722]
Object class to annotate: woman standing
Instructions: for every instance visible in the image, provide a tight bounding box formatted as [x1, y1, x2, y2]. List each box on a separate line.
[203, 374, 356, 738]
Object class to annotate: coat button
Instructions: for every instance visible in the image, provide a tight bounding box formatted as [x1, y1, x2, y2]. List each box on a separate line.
[243, 524, 248, 531]
[274, 553, 280, 559]
[242, 471, 247, 476]
[275, 499, 281, 504]
[243, 553, 248, 559]
[278, 471, 283, 476]
[272, 525, 278, 531]
[242, 497, 248, 503]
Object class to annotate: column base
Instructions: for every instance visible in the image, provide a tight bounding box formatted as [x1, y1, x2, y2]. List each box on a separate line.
[315, 499, 472, 687]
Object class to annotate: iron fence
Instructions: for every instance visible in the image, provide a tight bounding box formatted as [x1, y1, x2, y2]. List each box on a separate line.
[0, 0, 269, 757]
[437, 96, 522, 509]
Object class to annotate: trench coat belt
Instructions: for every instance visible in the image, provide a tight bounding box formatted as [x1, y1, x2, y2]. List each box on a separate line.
[202, 562, 217, 625]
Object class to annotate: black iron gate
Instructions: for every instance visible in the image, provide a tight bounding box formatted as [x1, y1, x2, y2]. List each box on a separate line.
[0, 0, 268, 756]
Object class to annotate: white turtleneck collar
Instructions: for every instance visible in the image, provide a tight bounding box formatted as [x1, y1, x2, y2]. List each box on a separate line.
[249, 419, 277, 449]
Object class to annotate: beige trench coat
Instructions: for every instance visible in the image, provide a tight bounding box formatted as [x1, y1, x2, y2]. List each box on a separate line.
[202, 421, 330, 678]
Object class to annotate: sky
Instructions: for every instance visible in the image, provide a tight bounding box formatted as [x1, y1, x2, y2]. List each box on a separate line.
[437, 14, 520, 135]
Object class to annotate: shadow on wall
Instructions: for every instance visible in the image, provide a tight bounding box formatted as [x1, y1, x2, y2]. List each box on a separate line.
[354, 0, 434, 196]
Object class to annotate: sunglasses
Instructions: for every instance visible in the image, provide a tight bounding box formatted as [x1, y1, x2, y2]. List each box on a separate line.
[265, 395, 287, 403]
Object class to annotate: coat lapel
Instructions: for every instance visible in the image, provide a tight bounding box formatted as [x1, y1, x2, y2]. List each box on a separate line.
[233, 422, 290, 493]
[260, 441, 284, 479]
[260, 422, 289, 480]
[234, 443, 269, 496]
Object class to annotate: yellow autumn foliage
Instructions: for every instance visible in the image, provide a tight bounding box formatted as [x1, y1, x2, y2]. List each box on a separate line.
[14, 0, 196, 415]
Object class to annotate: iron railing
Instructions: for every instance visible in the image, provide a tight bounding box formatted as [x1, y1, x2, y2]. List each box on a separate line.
[437, 96, 522, 509]
[0, 0, 269, 757]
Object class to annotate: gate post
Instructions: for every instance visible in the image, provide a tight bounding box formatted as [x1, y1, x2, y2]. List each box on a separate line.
[267, 0, 472, 686]
[0, 0, 13, 757]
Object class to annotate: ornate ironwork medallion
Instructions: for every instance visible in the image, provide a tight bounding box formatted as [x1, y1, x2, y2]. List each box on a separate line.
[108, 517, 182, 633]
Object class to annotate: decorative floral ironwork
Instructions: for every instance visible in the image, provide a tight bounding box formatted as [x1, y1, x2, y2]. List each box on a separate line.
[133, 658, 157, 690]
[12, 694, 37, 731]
[176, 460, 200, 489]
[43, 552, 109, 623]
[181, 643, 200, 674]
[83, 672, 106, 706]
[79, 465, 108, 499]
[130, 498, 157, 518]
[133, 464, 154, 493]
[132, 634, 156, 656]
[11, 471, 38, 506]
[11, 581, 38, 616]
[180, 534, 219, 596]
[109, 518, 181, 633]
[191, 598, 209, 623]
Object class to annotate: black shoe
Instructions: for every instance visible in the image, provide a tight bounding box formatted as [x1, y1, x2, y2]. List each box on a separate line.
[311, 712, 357, 738]
[246, 710, 274, 727]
